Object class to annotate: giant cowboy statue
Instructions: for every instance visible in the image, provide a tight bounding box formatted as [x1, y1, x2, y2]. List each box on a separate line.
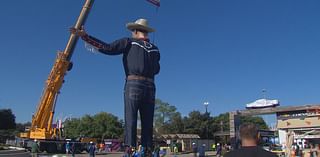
[70, 18, 160, 156]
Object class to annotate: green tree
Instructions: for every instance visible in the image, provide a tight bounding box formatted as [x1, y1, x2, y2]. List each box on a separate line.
[93, 112, 123, 139]
[64, 112, 124, 139]
[240, 115, 268, 130]
[161, 112, 184, 134]
[215, 113, 269, 143]
[63, 118, 81, 138]
[78, 114, 95, 137]
[15, 122, 31, 133]
[182, 112, 269, 140]
[0, 109, 16, 130]
[154, 99, 181, 134]
[183, 111, 213, 139]
[211, 113, 235, 143]
[212, 113, 230, 133]
[211, 113, 268, 144]
[211, 113, 268, 133]
[0, 109, 16, 143]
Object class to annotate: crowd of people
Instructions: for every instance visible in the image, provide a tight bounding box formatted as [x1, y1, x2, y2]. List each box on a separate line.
[123, 144, 168, 157]
[289, 143, 320, 157]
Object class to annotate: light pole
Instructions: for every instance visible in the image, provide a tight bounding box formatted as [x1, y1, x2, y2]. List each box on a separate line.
[204, 102, 209, 113]
[203, 101, 209, 151]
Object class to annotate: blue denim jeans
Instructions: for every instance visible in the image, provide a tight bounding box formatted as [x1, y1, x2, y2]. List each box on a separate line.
[124, 80, 156, 148]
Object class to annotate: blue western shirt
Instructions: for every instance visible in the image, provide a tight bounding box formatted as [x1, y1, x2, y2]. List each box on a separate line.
[82, 35, 160, 79]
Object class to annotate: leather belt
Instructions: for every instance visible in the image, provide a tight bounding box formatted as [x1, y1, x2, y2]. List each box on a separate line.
[127, 75, 154, 82]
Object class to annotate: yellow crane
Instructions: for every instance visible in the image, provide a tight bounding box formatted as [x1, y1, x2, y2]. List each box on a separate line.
[20, 0, 95, 153]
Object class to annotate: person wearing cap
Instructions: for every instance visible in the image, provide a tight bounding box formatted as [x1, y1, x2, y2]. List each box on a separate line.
[192, 143, 197, 157]
[88, 141, 96, 157]
[216, 143, 222, 157]
[70, 18, 160, 157]
[66, 141, 70, 154]
[31, 139, 39, 157]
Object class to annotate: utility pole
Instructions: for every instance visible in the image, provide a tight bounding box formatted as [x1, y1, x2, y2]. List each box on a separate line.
[220, 121, 224, 144]
[204, 101, 209, 151]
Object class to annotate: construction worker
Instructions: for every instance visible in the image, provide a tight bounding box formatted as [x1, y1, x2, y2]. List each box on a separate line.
[212, 143, 216, 151]
[71, 18, 160, 157]
[192, 143, 197, 157]
[66, 141, 70, 154]
[216, 143, 222, 157]
[88, 141, 96, 157]
[31, 139, 39, 157]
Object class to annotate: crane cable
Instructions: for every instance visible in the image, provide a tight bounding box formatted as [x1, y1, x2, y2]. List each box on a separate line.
[152, 8, 158, 44]
[146, 0, 160, 44]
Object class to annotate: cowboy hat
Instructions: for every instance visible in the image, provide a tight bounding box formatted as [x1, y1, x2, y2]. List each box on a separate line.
[126, 18, 155, 33]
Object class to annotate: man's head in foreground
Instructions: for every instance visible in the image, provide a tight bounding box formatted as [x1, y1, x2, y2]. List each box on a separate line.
[224, 123, 277, 157]
[240, 123, 259, 147]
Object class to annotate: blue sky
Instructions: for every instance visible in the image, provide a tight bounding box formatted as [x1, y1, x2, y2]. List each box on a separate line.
[1, 0, 320, 125]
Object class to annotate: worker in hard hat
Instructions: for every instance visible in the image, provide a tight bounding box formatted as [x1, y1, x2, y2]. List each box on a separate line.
[66, 141, 70, 154]
[216, 143, 222, 157]
[71, 18, 160, 157]
[31, 139, 39, 157]
[88, 141, 96, 157]
[192, 143, 198, 157]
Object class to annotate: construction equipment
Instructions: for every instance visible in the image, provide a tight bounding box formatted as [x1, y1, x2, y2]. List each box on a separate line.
[19, 0, 95, 153]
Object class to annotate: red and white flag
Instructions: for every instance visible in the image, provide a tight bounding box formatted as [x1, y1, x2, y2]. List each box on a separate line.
[147, 0, 160, 7]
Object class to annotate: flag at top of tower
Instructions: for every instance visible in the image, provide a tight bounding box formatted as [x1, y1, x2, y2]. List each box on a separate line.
[147, 0, 160, 7]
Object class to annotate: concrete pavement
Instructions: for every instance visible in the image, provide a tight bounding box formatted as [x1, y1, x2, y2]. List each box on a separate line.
[33, 151, 217, 157]
[0, 150, 218, 157]
[0, 150, 31, 157]
[17, 152, 215, 157]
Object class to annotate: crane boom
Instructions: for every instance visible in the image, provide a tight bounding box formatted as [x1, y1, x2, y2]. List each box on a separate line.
[21, 0, 95, 140]
[64, 0, 95, 61]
